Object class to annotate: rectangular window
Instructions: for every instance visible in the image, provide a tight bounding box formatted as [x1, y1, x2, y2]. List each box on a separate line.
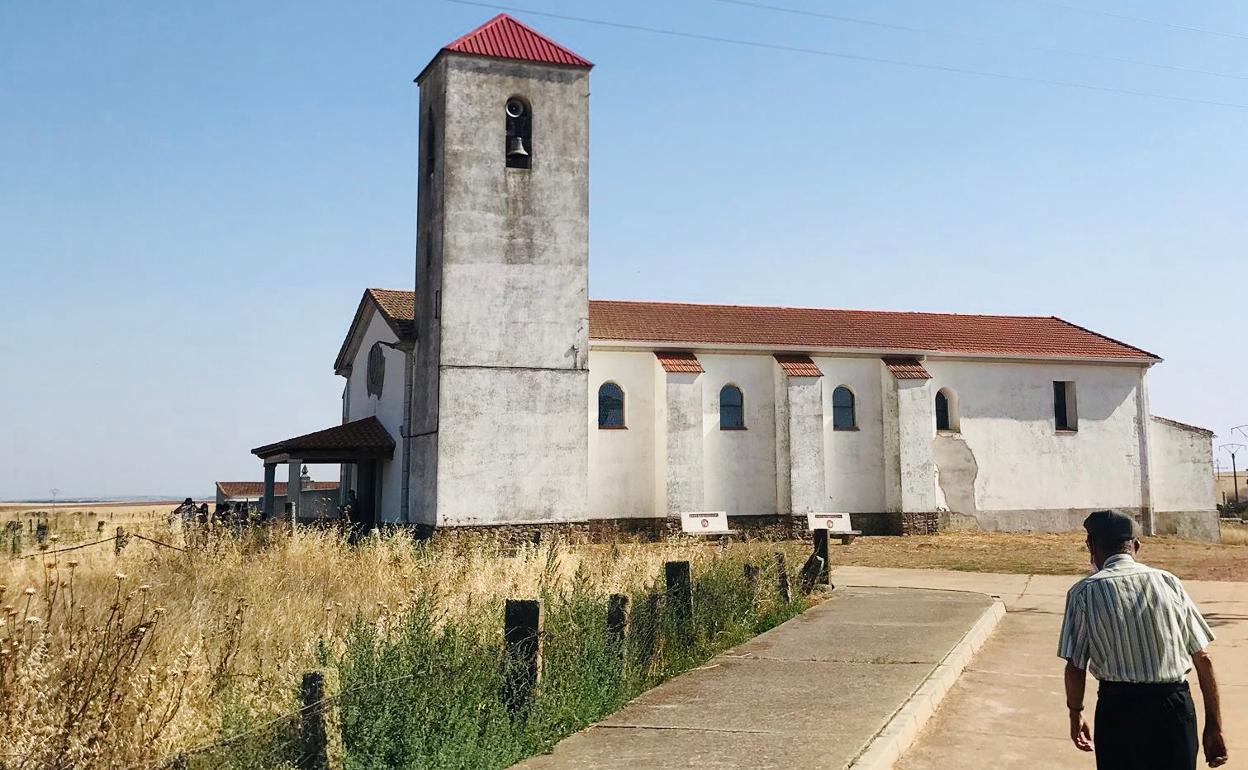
[1054, 381, 1077, 431]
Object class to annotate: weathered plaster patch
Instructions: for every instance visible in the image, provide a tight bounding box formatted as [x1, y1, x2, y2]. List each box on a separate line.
[933, 433, 979, 518]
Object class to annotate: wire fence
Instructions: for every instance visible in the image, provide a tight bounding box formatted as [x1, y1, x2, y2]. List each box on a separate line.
[4, 538, 826, 770]
[139, 551, 818, 770]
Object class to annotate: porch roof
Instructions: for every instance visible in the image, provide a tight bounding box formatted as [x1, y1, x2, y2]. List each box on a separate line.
[251, 416, 395, 464]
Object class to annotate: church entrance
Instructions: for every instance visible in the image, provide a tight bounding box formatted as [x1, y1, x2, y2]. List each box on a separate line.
[250, 416, 396, 532]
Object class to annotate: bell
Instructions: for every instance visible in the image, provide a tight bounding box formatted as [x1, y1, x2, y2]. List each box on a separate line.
[507, 135, 529, 158]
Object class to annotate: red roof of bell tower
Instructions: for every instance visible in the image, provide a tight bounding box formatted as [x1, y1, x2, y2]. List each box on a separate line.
[440, 13, 592, 68]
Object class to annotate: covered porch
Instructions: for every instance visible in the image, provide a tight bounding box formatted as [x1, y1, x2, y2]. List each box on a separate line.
[251, 416, 396, 530]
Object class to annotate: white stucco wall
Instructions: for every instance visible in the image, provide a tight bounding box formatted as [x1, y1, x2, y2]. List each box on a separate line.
[662, 372, 704, 514]
[586, 348, 1158, 529]
[817, 357, 886, 513]
[922, 358, 1149, 524]
[1149, 418, 1216, 513]
[701, 354, 777, 517]
[588, 351, 656, 517]
[343, 309, 407, 522]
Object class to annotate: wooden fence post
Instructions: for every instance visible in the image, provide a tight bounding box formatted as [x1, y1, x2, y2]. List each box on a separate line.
[297, 669, 344, 770]
[743, 563, 759, 587]
[813, 529, 830, 585]
[503, 599, 543, 713]
[774, 552, 791, 604]
[799, 553, 825, 596]
[606, 593, 630, 657]
[115, 527, 127, 555]
[664, 560, 693, 639]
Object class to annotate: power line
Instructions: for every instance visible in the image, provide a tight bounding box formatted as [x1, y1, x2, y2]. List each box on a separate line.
[1006, 0, 1248, 43]
[706, 0, 1248, 82]
[443, 0, 1248, 111]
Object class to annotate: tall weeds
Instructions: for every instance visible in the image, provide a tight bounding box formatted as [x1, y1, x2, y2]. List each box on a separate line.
[1, 528, 810, 769]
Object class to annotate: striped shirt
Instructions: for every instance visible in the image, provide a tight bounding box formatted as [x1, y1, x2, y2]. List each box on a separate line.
[1058, 554, 1214, 683]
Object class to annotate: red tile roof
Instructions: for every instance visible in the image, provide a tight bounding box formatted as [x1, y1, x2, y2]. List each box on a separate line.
[589, 300, 1158, 362]
[883, 356, 932, 380]
[334, 289, 415, 374]
[441, 14, 592, 68]
[347, 291, 1158, 363]
[368, 288, 416, 340]
[775, 354, 822, 377]
[216, 481, 339, 499]
[252, 416, 395, 460]
[655, 351, 704, 373]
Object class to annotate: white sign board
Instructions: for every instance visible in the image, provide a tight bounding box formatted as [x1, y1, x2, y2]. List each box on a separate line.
[807, 512, 854, 533]
[681, 511, 731, 534]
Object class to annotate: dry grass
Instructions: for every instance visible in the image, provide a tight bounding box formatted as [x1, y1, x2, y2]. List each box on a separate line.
[0, 527, 793, 768]
[820, 527, 1248, 581]
[2, 503, 179, 556]
[1220, 520, 1248, 547]
[2, 522, 1242, 768]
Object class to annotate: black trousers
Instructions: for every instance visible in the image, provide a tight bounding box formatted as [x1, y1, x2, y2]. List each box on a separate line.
[1095, 681, 1198, 770]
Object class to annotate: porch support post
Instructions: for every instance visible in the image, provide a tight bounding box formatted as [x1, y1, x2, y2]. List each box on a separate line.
[262, 463, 277, 521]
[287, 460, 303, 531]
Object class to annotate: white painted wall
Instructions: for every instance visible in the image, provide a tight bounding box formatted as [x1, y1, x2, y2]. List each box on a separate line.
[817, 357, 885, 512]
[586, 349, 1157, 526]
[700, 354, 777, 517]
[587, 350, 656, 517]
[343, 309, 407, 522]
[1149, 418, 1216, 513]
[922, 358, 1148, 514]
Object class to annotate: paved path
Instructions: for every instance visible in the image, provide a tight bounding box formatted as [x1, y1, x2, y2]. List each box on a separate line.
[515, 586, 995, 770]
[832, 566, 1248, 770]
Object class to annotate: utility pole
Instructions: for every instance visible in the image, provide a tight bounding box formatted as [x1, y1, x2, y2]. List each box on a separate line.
[1219, 443, 1247, 508]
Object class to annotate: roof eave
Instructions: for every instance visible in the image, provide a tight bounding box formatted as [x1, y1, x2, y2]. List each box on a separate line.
[334, 292, 375, 375]
[588, 338, 1160, 366]
[416, 47, 593, 85]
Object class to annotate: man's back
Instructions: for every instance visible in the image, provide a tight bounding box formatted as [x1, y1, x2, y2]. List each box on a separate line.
[1061, 553, 1211, 684]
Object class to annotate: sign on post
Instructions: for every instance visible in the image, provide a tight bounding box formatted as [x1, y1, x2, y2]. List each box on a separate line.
[680, 511, 731, 534]
[807, 512, 854, 533]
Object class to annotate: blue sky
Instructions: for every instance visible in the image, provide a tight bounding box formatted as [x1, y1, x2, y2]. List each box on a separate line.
[2, 0, 1246, 498]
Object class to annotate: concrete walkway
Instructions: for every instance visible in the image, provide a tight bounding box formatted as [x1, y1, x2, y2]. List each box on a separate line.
[831, 566, 1248, 770]
[516, 587, 996, 770]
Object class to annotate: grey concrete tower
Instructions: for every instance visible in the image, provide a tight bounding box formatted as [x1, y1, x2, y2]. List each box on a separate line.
[410, 15, 592, 526]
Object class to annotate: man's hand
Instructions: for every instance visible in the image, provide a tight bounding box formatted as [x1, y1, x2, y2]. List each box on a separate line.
[1203, 724, 1228, 767]
[1069, 711, 1093, 752]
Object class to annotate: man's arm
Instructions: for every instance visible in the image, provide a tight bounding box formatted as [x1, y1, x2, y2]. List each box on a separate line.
[1064, 660, 1093, 752]
[1193, 651, 1228, 767]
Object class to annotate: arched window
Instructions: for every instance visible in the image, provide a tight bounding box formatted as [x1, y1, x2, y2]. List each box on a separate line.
[598, 382, 625, 428]
[505, 97, 532, 169]
[935, 389, 959, 432]
[720, 385, 745, 430]
[832, 386, 856, 430]
[366, 342, 385, 398]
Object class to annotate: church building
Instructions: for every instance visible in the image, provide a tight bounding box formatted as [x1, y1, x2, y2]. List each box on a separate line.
[252, 14, 1219, 541]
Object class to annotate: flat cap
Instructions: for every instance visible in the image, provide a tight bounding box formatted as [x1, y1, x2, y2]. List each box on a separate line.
[1083, 509, 1140, 542]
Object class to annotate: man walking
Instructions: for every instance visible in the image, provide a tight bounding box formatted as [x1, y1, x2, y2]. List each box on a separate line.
[1059, 510, 1228, 769]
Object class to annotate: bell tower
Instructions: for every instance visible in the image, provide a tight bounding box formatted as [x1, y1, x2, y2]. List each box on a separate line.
[410, 15, 592, 526]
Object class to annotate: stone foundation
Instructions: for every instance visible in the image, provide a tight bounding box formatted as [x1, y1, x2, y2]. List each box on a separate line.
[427, 511, 939, 544]
[406, 507, 1221, 544]
[844, 512, 939, 536]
